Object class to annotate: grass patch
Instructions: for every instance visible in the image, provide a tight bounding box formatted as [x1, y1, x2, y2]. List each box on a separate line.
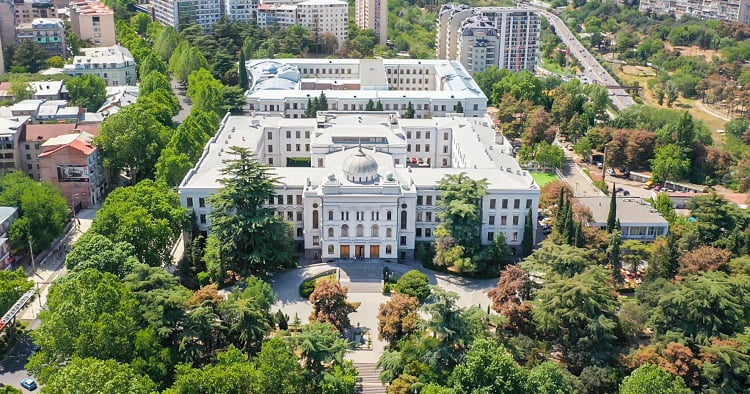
[531, 172, 559, 187]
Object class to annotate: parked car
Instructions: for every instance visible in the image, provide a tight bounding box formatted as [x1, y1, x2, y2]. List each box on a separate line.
[20, 378, 37, 391]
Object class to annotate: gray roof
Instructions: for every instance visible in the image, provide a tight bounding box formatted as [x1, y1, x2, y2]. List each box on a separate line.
[0, 206, 18, 224]
[580, 196, 669, 226]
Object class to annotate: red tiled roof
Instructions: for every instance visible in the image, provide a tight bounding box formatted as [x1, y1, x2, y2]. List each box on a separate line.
[24, 123, 78, 142]
[74, 124, 101, 136]
[38, 138, 96, 158]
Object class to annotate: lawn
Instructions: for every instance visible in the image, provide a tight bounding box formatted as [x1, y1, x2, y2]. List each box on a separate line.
[531, 172, 558, 187]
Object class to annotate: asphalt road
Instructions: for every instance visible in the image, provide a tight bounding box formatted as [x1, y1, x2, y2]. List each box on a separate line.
[0, 335, 39, 392]
[530, 7, 636, 111]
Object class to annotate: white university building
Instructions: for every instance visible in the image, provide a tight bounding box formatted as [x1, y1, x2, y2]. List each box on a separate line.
[179, 110, 540, 262]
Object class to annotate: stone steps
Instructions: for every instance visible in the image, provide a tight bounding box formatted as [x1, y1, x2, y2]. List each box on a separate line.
[355, 362, 387, 394]
[343, 281, 383, 294]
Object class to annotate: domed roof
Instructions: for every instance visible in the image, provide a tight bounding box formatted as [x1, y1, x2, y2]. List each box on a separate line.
[342, 147, 378, 183]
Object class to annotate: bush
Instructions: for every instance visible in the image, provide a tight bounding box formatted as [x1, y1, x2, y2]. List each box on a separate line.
[394, 270, 431, 302]
[299, 279, 317, 298]
[196, 271, 211, 287]
[382, 283, 393, 295]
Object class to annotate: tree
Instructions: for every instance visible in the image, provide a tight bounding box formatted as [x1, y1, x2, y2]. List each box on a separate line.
[608, 230, 623, 284]
[607, 183, 617, 232]
[43, 357, 157, 394]
[366, 99, 375, 111]
[11, 40, 48, 73]
[95, 105, 170, 182]
[527, 361, 581, 394]
[320, 360, 358, 394]
[678, 245, 732, 275]
[378, 292, 420, 348]
[652, 144, 690, 183]
[66, 74, 108, 112]
[532, 266, 619, 369]
[521, 208, 534, 256]
[140, 71, 173, 98]
[488, 265, 533, 334]
[404, 102, 415, 119]
[91, 180, 188, 267]
[65, 232, 139, 278]
[203, 147, 295, 282]
[238, 50, 249, 90]
[255, 337, 305, 394]
[533, 142, 565, 170]
[288, 323, 349, 387]
[46, 55, 65, 68]
[619, 364, 690, 394]
[394, 270, 431, 302]
[9, 81, 33, 101]
[455, 101, 464, 113]
[220, 277, 276, 354]
[725, 118, 750, 138]
[188, 69, 225, 117]
[139, 53, 169, 79]
[165, 346, 260, 394]
[173, 46, 209, 83]
[0, 172, 68, 254]
[155, 27, 181, 61]
[449, 339, 527, 394]
[520, 242, 596, 280]
[0, 268, 33, 317]
[376, 100, 383, 111]
[309, 279, 358, 332]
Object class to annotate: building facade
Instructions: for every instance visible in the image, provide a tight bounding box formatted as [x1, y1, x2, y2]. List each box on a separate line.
[13, 0, 59, 26]
[225, 0, 259, 23]
[0, 207, 19, 271]
[151, 0, 224, 32]
[70, 0, 117, 47]
[38, 132, 107, 209]
[257, 3, 298, 28]
[297, 0, 349, 50]
[355, 0, 388, 44]
[16, 18, 67, 58]
[437, 5, 540, 74]
[63, 45, 136, 87]
[639, 0, 750, 24]
[0, 115, 29, 175]
[179, 111, 540, 261]
[244, 59, 489, 119]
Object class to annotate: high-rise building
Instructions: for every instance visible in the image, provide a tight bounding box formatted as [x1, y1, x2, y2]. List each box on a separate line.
[151, 0, 224, 32]
[16, 18, 67, 58]
[355, 0, 388, 44]
[297, 0, 349, 50]
[639, 0, 750, 24]
[225, 0, 259, 23]
[437, 5, 540, 74]
[13, 0, 58, 25]
[70, 0, 117, 47]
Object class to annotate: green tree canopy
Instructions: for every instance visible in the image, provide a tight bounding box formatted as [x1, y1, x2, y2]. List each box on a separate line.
[449, 339, 528, 393]
[67, 74, 108, 112]
[0, 268, 33, 317]
[43, 357, 157, 394]
[619, 364, 690, 394]
[65, 232, 140, 277]
[394, 270, 431, 302]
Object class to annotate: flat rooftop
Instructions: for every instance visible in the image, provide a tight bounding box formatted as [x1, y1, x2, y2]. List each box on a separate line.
[580, 196, 669, 226]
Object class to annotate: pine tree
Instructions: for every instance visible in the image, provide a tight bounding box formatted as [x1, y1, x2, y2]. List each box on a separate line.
[556, 188, 566, 222]
[562, 202, 574, 244]
[607, 230, 623, 284]
[366, 99, 375, 111]
[455, 101, 464, 113]
[305, 98, 313, 118]
[574, 221, 585, 248]
[238, 50, 249, 90]
[521, 208, 534, 256]
[404, 102, 415, 119]
[606, 183, 617, 233]
[318, 92, 328, 111]
[376, 100, 383, 111]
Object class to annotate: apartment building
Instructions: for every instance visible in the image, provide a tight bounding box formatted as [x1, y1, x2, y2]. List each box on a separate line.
[437, 5, 540, 74]
[639, 0, 750, 24]
[226, 0, 259, 23]
[13, 0, 58, 25]
[297, 0, 348, 49]
[63, 45, 136, 87]
[257, 3, 298, 28]
[16, 18, 67, 58]
[0, 115, 30, 175]
[355, 0, 388, 44]
[151, 0, 224, 32]
[70, 0, 117, 47]
[0, 206, 19, 271]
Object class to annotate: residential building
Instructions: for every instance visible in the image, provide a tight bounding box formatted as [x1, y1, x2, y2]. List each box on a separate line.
[16, 18, 67, 58]
[151, 0, 224, 32]
[0, 34, 4, 75]
[225, 0, 259, 23]
[7, 99, 84, 124]
[29, 80, 67, 100]
[244, 58, 488, 119]
[639, 0, 750, 24]
[0, 115, 30, 174]
[580, 196, 669, 241]
[0, 207, 19, 271]
[437, 5, 540, 74]
[63, 45, 136, 87]
[38, 132, 107, 209]
[97, 85, 139, 117]
[70, 0, 117, 47]
[20, 122, 100, 180]
[296, 0, 348, 50]
[0, 2, 16, 47]
[257, 3, 298, 28]
[13, 0, 59, 26]
[355, 0, 388, 44]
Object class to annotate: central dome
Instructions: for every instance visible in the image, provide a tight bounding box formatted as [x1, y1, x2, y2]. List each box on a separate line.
[342, 147, 378, 183]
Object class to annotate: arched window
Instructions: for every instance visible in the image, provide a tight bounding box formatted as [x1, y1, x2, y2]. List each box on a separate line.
[386, 228, 392, 238]
[328, 210, 334, 220]
[312, 210, 319, 229]
[371, 225, 379, 237]
[400, 211, 407, 230]
[341, 224, 349, 237]
[386, 245, 392, 254]
[328, 227, 334, 238]
[327, 245, 334, 254]
[356, 224, 364, 237]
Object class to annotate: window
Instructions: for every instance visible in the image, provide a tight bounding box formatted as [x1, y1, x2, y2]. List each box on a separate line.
[512, 232, 518, 242]
[426, 212, 432, 222]
[313, 236, 320, 245]
[296, 144, 300, 151]
[502, 199, 508, 209]
[297, 228, 303, 237]
[400, 236, 407, 245]
[513, 216, 519, 226]
[328, 210, 334, 220]
[371, 225, 379, 237]
[312, 210, 319, 229]
[286, 130, 291, 138]
[386, 245, 392, 254]
[297, 212, 303, 221]
[356, 224, 364, 237]
[387, 211, 392, 221]
[328, 227, 334, 237]
[199, 214, 206, 224]
[425, 144, 430, 152]
[297, 195, 302, 205]
[489, 215, 495, 225]
[400, 211, 407, 230]
[268, 158, 273, 165]
[514, 199, 520, 209]
[267, 132, 272, 139]
[187, 198, 193, 207]
[417, 196, 423, 205]
[287, 211, 293, 221]
[526, 199, 533, 209]
[199, 198, 205, 208]
[286, 144, 292, 151]
[487, 232, 494, 241]
[341, 224, 349, 237]
[501, 216, 507, 226]
[426, 196, 432, 205]
[425, 228, 432, 237]
[386, 228, 393, 238]
[490, 199, 496, 209]
[328, 245, 334, 254]
[416, 228, 422, 237]
[287, 195, 293, 204]
[268, 145, 273, 153]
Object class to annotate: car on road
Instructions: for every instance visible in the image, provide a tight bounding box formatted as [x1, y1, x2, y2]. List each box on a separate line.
[20, 378, 37, 391]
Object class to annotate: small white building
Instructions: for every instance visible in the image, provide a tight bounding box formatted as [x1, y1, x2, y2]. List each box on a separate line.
[179, 111, 540, 261]
[581, 196, 669, 241]
[63, 45, 136, 87]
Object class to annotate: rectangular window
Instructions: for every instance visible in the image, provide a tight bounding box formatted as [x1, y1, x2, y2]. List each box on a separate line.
[526, 199, 532, 209]
[489, 215, 495, 225]
[286, 144, 292, 151]
[287, 195, 293, 204]
[417, 196, 423, 205]
[501, 216, 507, 226]
[268, 145, 273, 153]
[415, 144, 421, 152]
[426, 212, 432, 222]
[514, 199, 520, 209]
[513, 216, 519, 226]
[186, 198, 193, 207]
[487, 232, 494, 241]
[490, 199, 496, 209]
[277, 195, 283, 204]
[297, 228, 303, 237]
[296, 130, 300, 138]
[199, 198, 205, 207]
[416, 131, 421, 139]
[400, 236, 407, 245]
[199, 214, 207, 224]
[287, 211, 293, 221]
[296, 212, 303, 221]
[443, 146, 448, 153]
[313, 236, 320, 245]
[417, 212, 423, 222]
[297, 195, 302, 204]
[286, 130, 291, 138]
[426, 196, 432, 205]
[416, 228, 422, 237]
[426, 131, 430, 139]
[425, 144, 430, 152]
[267, 131, 273, 139]
[425, 228, 432, 237]
[512, 232, 518, 242]
[502, 199, 508, 209]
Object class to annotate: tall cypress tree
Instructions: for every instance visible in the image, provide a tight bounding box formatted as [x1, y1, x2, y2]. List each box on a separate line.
[606, 183, 617, 232]
[574, 220, 585, 248]
[238, 50, 248, 90]
[556, 188, 566, 223]
[375, 100, 383, 111]
[521, 208, 534, 256]
[608, 230, 623, 284]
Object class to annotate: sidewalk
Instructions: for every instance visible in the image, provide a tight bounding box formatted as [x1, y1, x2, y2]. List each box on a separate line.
[17, 207, 97, 321]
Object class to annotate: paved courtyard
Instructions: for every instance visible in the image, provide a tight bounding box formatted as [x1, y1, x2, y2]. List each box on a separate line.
[269, 260, 498, 363]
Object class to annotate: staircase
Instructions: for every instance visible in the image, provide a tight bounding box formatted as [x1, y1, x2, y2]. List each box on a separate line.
[355, 362, 387, 393]
[344, 281, 383, 293]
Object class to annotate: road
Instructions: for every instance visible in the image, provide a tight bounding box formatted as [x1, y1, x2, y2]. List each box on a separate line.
[530, 7, 636, 111]
[0, 335, 39, 392]
[171, 78, 192, 125]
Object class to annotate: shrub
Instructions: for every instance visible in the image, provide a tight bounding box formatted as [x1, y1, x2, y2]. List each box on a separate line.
[382, 283, 393, 295]
[394, 270, 431, 302]
[196, 271, 211, 287]
[299, 279, 317, 298]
